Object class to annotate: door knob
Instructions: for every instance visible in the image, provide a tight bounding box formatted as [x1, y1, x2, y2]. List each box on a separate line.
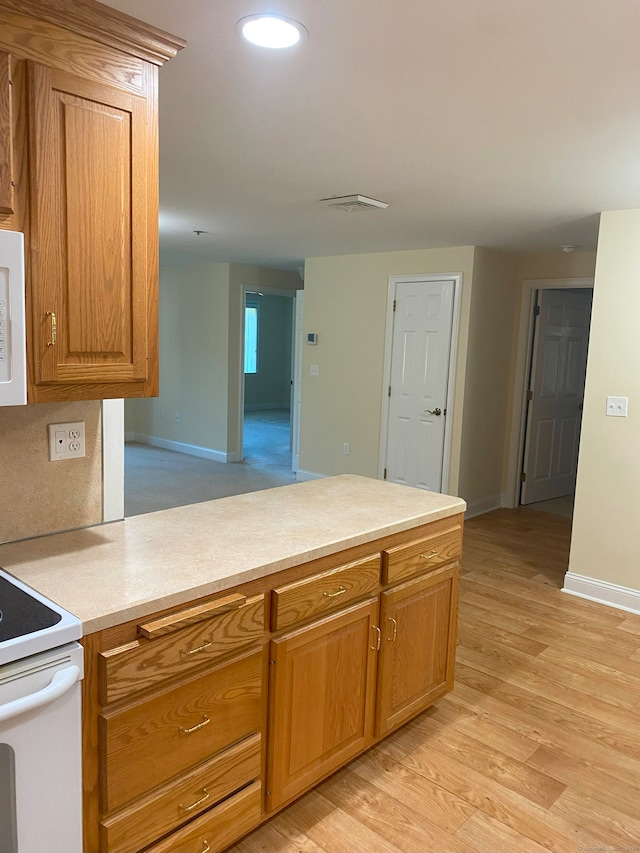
[424, 408, 442, 416]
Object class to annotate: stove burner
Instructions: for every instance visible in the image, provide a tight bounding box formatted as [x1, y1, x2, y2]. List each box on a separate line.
[0, 576, 62, 643]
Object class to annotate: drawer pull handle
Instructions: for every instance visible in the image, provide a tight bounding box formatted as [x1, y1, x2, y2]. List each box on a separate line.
[179, 788, 210, 813]
[388, 617, 397, 642]
[180, 639, 212, 658]
[323, 586, 347, 599]
[179, 714, 211, 735]
[419, 550, 439, 560]
[371, 625, 381, 651]
[201, 842, 211, 853]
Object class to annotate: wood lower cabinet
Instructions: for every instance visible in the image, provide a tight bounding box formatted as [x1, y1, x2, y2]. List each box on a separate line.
[266, 598, 379, 811]
[83, 514, 463, 852]
[0, 0, 184, 401]
[376, 563, 459, 736]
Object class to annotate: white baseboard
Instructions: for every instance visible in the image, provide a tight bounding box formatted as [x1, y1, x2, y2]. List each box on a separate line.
[126, 433, 231, 463]
[464, 494, 504, 519]
[562, 572, 640, 616]
[295, 469, 325, 482]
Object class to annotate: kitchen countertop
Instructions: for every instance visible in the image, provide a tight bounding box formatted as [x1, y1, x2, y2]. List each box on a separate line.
[0, 475, 466, 634]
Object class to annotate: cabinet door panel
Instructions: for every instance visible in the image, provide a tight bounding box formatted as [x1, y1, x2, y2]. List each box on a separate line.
[27, 61, 149, 391]
[267, 598, 379, 811]
[377, 564, 459, 737]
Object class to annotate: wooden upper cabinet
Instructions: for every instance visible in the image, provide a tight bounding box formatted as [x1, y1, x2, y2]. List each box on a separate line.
[0, 50, 14, 215]
[0, 0, 185, 401]
[28, 62, 150, 396]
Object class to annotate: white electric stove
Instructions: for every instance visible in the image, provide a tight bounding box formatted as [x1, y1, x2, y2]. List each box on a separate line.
[0, 568, 84, 853]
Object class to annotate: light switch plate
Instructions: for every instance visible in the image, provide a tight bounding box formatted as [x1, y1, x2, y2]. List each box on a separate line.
[606, 396, 628, 417]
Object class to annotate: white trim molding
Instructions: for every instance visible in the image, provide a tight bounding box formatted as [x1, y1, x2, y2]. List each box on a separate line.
[127, 432, 237, 463]
[464, 494, 504, 519]
[295, 469, 325, 482]
[102, 399, 124, 523]
[563, 572, 640, 616]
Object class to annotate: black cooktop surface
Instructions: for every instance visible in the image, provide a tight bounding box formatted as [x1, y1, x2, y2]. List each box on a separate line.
[0, 575, 62, 642]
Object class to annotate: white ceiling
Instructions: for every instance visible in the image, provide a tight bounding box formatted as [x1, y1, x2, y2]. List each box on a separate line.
[105, 0, 640, 270]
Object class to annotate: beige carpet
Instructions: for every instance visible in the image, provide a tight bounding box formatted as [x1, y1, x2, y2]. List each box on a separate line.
[125, 409, 296, 517]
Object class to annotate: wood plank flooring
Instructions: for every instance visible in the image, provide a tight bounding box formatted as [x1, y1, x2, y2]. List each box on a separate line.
[227, 508, 640, 853]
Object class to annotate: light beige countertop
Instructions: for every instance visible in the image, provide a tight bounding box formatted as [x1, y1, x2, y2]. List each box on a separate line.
[0, 475, 466, 634]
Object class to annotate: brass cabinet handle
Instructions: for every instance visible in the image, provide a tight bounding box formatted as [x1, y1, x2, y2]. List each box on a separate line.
[323, 586, 347, 598]
[179, 714, 210, 735]
[46, 311, 57, 346]
[419, 550, 439, 560]
[179, 638, 212, 658]
[179, 788, 209, 813]
[387, 617, 397, 642]
[201, 842, 211, 853]
[371, 625, 381, 651]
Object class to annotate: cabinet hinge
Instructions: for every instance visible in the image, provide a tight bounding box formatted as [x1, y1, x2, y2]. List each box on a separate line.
[527, 389, 533, 401]
[520, 471, 527, 483]
[383, 468, 387, 480]
[388, 386, 391, 397]
[534, 304, 540, 316]
[393, 299, 397, 312]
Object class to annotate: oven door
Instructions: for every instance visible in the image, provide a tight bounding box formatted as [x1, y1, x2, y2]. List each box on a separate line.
[0, 642, 83, 853]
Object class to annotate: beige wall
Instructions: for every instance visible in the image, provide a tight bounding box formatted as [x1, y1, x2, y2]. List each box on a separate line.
[126, 263, 231, 452]
[299, 247, 475, 492]
[458, 248, 519, 506]
[0, 400, 102, 543]
[127, 264, 301, 457]
[569, 211, 640, 592]
[517, 250, 597, 281]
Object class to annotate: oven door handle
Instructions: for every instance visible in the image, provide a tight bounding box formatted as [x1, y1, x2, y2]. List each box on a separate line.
[0, 665, 80, 724]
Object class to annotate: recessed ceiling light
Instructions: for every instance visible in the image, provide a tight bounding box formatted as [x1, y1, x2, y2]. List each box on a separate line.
[238, 14, 307, 49]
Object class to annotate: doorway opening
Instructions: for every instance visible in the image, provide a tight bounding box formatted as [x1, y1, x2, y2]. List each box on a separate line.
[239, 288, 298, 479]
[507, 278, 594, 520]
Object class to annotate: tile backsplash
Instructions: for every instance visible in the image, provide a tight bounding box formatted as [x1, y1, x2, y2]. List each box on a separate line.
[0, 400, 102, 544]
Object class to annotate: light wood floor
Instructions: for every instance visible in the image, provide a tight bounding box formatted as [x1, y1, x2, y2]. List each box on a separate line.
[226, 507, 640, 853]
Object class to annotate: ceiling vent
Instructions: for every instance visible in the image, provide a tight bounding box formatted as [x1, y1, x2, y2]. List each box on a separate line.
[319, 194, 389, 212]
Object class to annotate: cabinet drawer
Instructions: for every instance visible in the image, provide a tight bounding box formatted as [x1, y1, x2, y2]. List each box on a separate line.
[100, 733, 261, 853]
[99, 594, 264, 704]
[382, 522, 462, 584]
[144, 782, 262, 853]
[101, 648, 263, 813]
[271, 555, 380, 630]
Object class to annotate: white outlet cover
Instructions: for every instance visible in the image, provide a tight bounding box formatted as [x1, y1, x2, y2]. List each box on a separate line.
[48, 421, 86, 460]
[606, 396, 628, 417]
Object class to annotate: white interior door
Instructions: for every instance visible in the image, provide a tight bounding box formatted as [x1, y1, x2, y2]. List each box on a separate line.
[385, 279, 455, 492]
[521, 289, 592, 504]
[291, 291, 304, 473]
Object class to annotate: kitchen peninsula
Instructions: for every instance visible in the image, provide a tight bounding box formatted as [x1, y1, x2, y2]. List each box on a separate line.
[0, 475, 465, 853]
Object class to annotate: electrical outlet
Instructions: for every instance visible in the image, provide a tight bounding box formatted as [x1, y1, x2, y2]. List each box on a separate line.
[343, 442, 350, 455]
[310, 364, 319, 376]
[175, 412, 182, 422]
[48, 421, 86, 461]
